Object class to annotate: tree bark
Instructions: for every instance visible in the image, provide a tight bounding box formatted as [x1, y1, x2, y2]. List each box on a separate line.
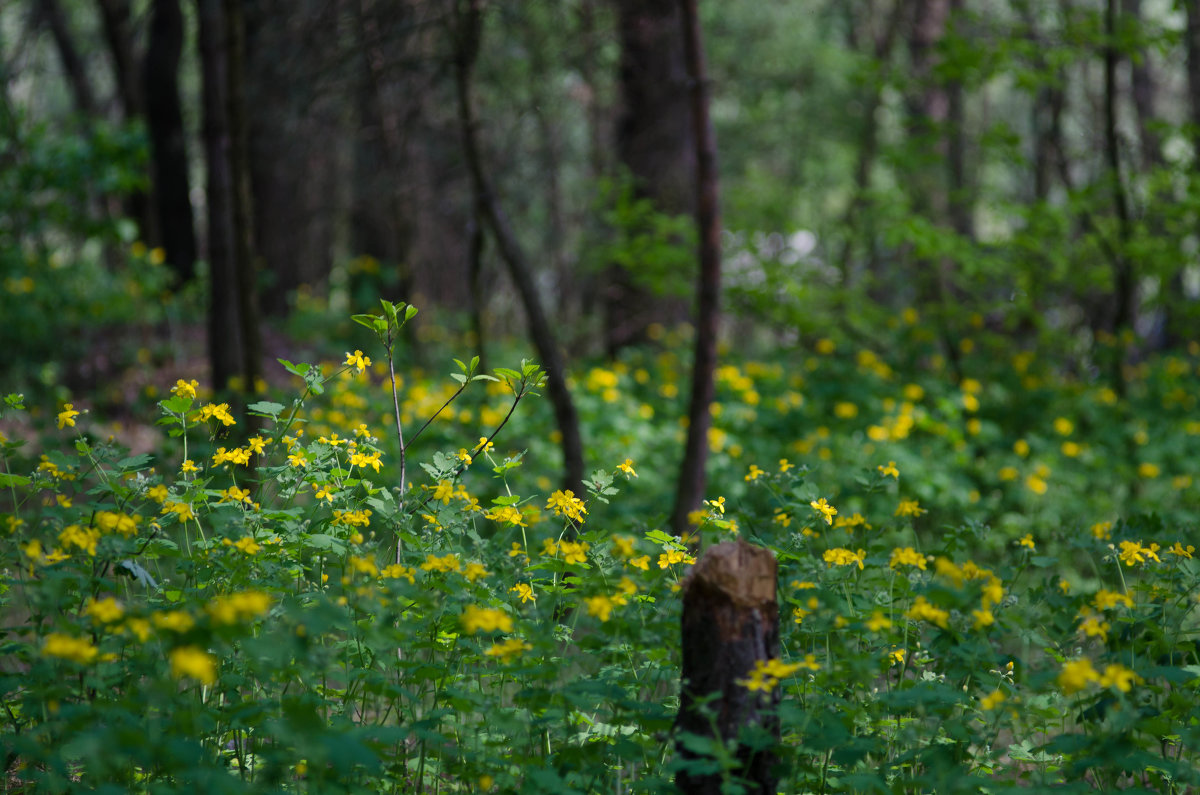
[198, 0, 243, 391]
[452, 0, 585, 496]
[669, 0, 721, 539]
[144, 0, 197, 285]
[676, 541, 780, 795]
[225, 0, 263, 396]
[609, 0, 695, 355]
[1186, 1, 1200, 160]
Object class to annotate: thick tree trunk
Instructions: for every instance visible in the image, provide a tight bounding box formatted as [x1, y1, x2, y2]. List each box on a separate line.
[609, 0, 695, 355]
[198, 0, 243, 391]
[453, 0, 585, 496]
[676, 541, 780, 795]
[669, 0, 721, 539]
[1188, 0, 1200, 157]
[144, 0, 197, 285]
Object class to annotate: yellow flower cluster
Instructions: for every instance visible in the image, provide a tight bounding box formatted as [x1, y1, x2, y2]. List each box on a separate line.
[415, 554, 457, 574]
[739, 656, 819, 693]
[889, 547, 927, 570]
[460, 605, 513, 634]
[196, 402, 236, 426]
[546, 490, 587, 523]
[484, 637, 531, 661]
[823, 547, 865, 570]
[42, 633, 100, 664]
[1058, 658, 1141, 695]
[170, 646, 218, 685]
[207, 591, 272, 625]
[906, 596, 950, 628]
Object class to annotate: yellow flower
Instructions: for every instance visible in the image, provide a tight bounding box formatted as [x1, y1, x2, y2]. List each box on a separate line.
[778, 458, 793, 473]
[196, 402, 236, 426]
[617, 458, 637, 477]
[744, 464, 765, 482]
[59, 524, 100, 556]
[559, 540, 590, 565]
[85, 597, 124, 624]
[170, 646, 218, 685]
[485, 505, 526, 526]
[146, 484, 169, 503]
[460, 605, 513, 634]
[345, 350, 372, 372]
[1058, 658, 1100, 695]
[180, 459, 199, 474]
[153, 610, 196, 633]
[1053, 417, 1074, 436]
[171, 379, 199, 399]
[247, 436, 266, 455]
[1099, 663, 1141, 693]
[865, 610, 892, 632]
[484, 637, 532, 661]
[464, 562, 489, 583]
[706, 496, 726, 515]
[1118, 540, 1160, 566]
[207, 591, 272, 625]
[629, 555, 651, 571]
[810, 498, 837, 525]
[1018, 534, 1035, 550]
[510, 583, 535, 603]
[658, 549, 696, 569]
[1093, 588, 1134, 611]
[611, 535, 635, 558]
[96, 511, 140, 537]
[889, 547, 927, 570]
[980, 689, 1005, 710]
[42, 633, 100, 664]
[57, 403, 81, 429]
[971, 608, 994, 630]
[1091, 521, 1113, 540]
[421, 553, 462, 573]
[546, 489, 587, 522]
[1137, 462, 1160, 479]
[432, 480, 455, 505]
[162, 501, 195, 522]
[381, 564, 416, 583]
[585, 594, 615, 622]
[313, 483, 336, 503]
[1025, 474, 1048, 495]
[895, 499, 926, 517]
[1013, 439, 1030, 457]
[877, 461, 899, 478]
[233, 536, 261, 555]
[906, 596, 950, 628]
[1167, 542, 1195, 559]
[823, 547, 866, 570]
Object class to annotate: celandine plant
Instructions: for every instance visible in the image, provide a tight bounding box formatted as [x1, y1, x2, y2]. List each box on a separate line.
[1, 302, 1198, 793]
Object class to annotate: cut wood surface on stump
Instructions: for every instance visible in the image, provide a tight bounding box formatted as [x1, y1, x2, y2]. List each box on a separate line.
[676, 539, 780, 794]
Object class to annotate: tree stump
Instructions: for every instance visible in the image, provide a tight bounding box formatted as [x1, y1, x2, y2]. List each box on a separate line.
[676, 539, 779, 794]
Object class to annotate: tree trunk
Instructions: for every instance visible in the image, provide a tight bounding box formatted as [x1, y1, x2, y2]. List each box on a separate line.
[452, 0, 585, 496]
[609, 0, 695, 355]
[225, 0, 263, 396]
[144, 0, 197, 285]
[1188, 0, 1200, 158]
[676, 541, 780, 795]
[198, 0, 243, 391]
[669, 0, 721, 540]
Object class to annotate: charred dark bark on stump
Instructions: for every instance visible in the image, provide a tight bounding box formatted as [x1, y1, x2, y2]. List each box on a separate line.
[676, 541, 779, 795]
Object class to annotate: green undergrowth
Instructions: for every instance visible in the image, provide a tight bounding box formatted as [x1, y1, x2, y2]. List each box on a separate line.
[2, 302, 1199, 793]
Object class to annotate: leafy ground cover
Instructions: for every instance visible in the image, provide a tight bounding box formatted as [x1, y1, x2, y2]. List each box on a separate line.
[2, 302, 1199, 793]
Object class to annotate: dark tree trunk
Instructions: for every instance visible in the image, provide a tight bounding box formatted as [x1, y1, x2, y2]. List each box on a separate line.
[1104, 0, 1134, 400]
[144, 0, 197, 285]
[1123, 0, 1161, 171]
[1188, 0, 1200, 158]
[676, 541, 780, 795]
[453, 0, 585, 497]
[225, 0, 263, 396]
[198, 0, 243, 391]
[609, 0, 695, 355]
[95, 0, 153, 243]
[39, 0, 98, 116]
[669, 0, 721, 540]
[946, 0, 972, 239]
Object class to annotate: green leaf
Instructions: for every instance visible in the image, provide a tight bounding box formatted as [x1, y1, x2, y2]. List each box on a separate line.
[278, 358, 311, 377]
[0, 473, 31, 488]
[117, 454, 154, 472]
[247, 401, 285, 418]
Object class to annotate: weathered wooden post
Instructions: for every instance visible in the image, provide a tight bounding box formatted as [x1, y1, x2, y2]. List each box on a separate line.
[676, 539, 780, 794]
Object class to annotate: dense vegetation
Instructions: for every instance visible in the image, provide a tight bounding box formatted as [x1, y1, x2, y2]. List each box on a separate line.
[3, 0, 1200, 792]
